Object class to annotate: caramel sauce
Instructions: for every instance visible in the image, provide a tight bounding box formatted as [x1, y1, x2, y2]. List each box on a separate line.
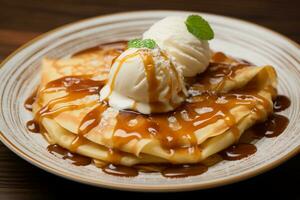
[107, 148, 123, 164]
[70, 103, 108, 151]
[47, 144, 91, 166]
[29, 76, 107, 153]
[233, 113, 290, 160]
[140, 51, 158, 104]
[24, 90, 37, 111]
[250, 114, 289, 138]
[161, 164, 208, 178]
[103, 162, 208, 178]
[211, 52, 252, 65]
[196, 63, 250, 91]
[238, 127, 263, 144]
[35, 76, 105, 121]
[102, 164, 138, 177]
[78, 104, 107, 135]
[273, 95, 291, 112]
[211, 52, 227, 63]
[24, 43, 291, 178]
[220, 143, 257, 161]
[26, 120, 40, 133]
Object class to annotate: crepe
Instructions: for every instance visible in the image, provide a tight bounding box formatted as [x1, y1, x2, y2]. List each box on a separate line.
[32, 46, 277, 166]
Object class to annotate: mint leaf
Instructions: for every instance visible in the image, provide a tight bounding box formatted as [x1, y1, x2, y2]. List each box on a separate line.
[128, 39, 142, 48]
[185, 15, 214, 40]
[128, 39, 157, 49]
[142, 39, 156, 49]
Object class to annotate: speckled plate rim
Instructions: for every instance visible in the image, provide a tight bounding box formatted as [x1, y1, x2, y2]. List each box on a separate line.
[0, 10, 299, 192]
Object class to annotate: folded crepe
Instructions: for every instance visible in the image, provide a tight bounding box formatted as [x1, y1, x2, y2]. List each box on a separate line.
[32, 47, 277, 166]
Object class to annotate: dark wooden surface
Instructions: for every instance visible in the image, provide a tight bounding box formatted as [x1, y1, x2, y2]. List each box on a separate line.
[0, 0, 299, 199]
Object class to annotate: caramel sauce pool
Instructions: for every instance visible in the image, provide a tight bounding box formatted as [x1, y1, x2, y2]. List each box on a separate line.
[24, 90, 37, 111]
[220, 143, 257, 161]
[47, 144, 91, 166]
[102, 164, 139, 177]
[249, 114, 289, 138]
[24, 42, 291, 178]
[26, 120, 40, 133]
[161, 164, 208, 178]
[273, 95, 291, 112]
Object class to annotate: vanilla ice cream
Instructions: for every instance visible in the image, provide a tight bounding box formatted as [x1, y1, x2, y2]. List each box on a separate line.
[100, 47, 186, 114]
[143, 16, 211, 77]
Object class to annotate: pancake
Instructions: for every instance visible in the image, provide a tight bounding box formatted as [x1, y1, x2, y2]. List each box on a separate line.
[31, 43, 277, 166]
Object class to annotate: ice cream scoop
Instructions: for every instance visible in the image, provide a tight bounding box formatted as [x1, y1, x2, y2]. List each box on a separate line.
[99, 47, 186, 114]
[143, 16, 211, 77]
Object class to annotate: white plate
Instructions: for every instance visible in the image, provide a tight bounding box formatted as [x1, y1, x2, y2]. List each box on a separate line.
[0, 11, 299, 191]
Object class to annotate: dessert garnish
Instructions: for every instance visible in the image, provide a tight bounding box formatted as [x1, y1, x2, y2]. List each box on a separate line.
[185, 15, 214, 40]
[128, 39, 157, 49]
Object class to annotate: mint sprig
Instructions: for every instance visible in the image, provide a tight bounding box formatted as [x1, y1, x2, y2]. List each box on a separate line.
[185, 15, 214, 40]
[128, 39, 157, 49]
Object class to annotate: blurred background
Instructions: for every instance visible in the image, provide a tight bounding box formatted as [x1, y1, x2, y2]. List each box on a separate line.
[0, 0, 299, 199]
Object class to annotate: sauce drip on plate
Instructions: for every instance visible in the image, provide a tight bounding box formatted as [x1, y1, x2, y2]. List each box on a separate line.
[26, 120, 40, 133]
[161, 164, 208, 178]
[47, 144, 91, 166]
[250, 114, 289, 138]
[24, 90, 37, 111]
[220, 143, 257, 161]
[273, 95, 291, 112]
[102, 164, 139, 177]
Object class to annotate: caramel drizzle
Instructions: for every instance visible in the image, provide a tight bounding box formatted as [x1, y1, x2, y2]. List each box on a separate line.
[70, 103, 107, 151]
[107, 52, 140, 99]
[140, 51, 158, 104]
[140, 50, 184, 112]
[197, 63, 248, 91]
[47, 144, 91, 166]
[31, 75, 106, 152]
[34, 76, 105, 121]
[24, 89, 37, 111]
[114, 63, 272, 151]
[162, 51, 183, 107]
[114, 92, 269, 150]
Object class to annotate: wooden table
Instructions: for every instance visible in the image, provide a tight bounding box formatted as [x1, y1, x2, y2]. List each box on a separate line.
[0, 0, 299, 199]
